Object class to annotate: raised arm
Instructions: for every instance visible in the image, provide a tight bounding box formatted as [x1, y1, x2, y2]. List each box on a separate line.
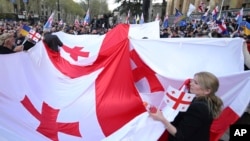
[243, 41, 250, 69]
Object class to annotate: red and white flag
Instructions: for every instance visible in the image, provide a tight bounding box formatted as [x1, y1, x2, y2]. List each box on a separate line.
[163, 85, 195, 112]
[74, 18, 80, 27]
[0, 22, 161, 141]
[198, 1, 205, 12]
[28, 29, 41, 42]
[1, 22, 250, 141]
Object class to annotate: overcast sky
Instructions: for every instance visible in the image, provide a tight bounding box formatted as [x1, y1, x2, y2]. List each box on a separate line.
[73, 0, 119, 11]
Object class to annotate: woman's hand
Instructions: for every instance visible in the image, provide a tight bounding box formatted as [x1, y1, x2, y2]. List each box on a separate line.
[149, 108, 166, 122]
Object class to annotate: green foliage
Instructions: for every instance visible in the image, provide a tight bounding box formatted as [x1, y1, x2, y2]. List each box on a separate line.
[0, 13, 18, 20]
[115, 0, 143, 17]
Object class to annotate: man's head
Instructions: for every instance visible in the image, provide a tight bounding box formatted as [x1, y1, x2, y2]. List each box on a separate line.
[0, 33, 15, 47]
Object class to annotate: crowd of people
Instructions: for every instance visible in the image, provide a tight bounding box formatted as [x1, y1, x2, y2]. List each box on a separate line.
[1, 17, 250, 69]
[1, 16, 250, 141]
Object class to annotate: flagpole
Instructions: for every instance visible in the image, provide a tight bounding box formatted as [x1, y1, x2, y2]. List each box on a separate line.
[217, 0, 225, 20]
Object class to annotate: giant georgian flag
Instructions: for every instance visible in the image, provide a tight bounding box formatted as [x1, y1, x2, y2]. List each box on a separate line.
[1, 21, 250, 141]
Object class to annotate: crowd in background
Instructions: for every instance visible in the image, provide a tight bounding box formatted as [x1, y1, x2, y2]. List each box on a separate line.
[0, 15, 250, 69]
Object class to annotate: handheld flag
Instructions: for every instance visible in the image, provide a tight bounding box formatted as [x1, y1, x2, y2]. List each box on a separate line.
[162, 14, 168, 28]
[125, 10, 131, 24]
[174, 8, 185, 24]
[139, 13, 144, 24]
[161, 79, 195, 112]
[132, 16, 136, 24]
[20, 25, 31, 36]
[240, 21, 250, 35]
[198, 1, 205, 13]
[201, 7, 210, 22]
[187, 3, 196, 17]
[28, 30, 42, 43]
[235, 8, 244, 25]
[212, 6, 219, 20]
[59, 19, 63, 26]
[83, 8, 90, 26]
[43, 12, 54, 31]
[75, 17, 80, 27]
[19, 25, 41, 43]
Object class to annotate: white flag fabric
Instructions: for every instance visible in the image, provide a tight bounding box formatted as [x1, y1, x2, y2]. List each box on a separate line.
[187, 3, 196, 17]
[1, 22, 250, 141]
[129, 21, 160, 39]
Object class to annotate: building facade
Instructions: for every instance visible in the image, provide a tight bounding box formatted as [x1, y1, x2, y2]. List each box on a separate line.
[165, 0, 250, 15]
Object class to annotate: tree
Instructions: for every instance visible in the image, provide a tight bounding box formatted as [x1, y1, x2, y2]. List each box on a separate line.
[80, 0, 109, 17]
[115, 0, 143, 22]
[142, 0, 150, 22]
[161, 0, 166, 20]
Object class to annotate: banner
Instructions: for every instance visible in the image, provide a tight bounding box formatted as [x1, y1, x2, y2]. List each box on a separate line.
[1, 23, 250, 141]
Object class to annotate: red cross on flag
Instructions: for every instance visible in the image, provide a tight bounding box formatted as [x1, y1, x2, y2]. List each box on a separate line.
[163, 85, 195, 112]
[28, 29, 41, 42]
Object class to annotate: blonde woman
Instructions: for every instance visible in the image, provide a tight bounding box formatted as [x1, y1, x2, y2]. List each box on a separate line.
[150, 72, 223, 141]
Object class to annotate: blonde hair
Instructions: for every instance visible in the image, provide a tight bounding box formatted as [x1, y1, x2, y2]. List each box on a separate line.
[195, 71, 223, 119]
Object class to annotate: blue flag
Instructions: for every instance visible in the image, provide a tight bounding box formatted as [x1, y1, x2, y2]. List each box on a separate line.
[83, 9, 90, 26]
[174, 8, 184, 24]
[43, 12, 54, 31]
[163, 15, 168, 28]
[20, 25, 31, 36]
[139, 13, 144, 24]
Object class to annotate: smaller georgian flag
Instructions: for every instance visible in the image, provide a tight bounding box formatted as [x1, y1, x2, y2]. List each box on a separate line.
[28, 29, 41, 42]
[163, 85, 195, 112]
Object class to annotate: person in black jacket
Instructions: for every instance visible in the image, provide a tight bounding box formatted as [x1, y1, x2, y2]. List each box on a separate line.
[150, 71, 223, 141]
[43, 32, 63, 52]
